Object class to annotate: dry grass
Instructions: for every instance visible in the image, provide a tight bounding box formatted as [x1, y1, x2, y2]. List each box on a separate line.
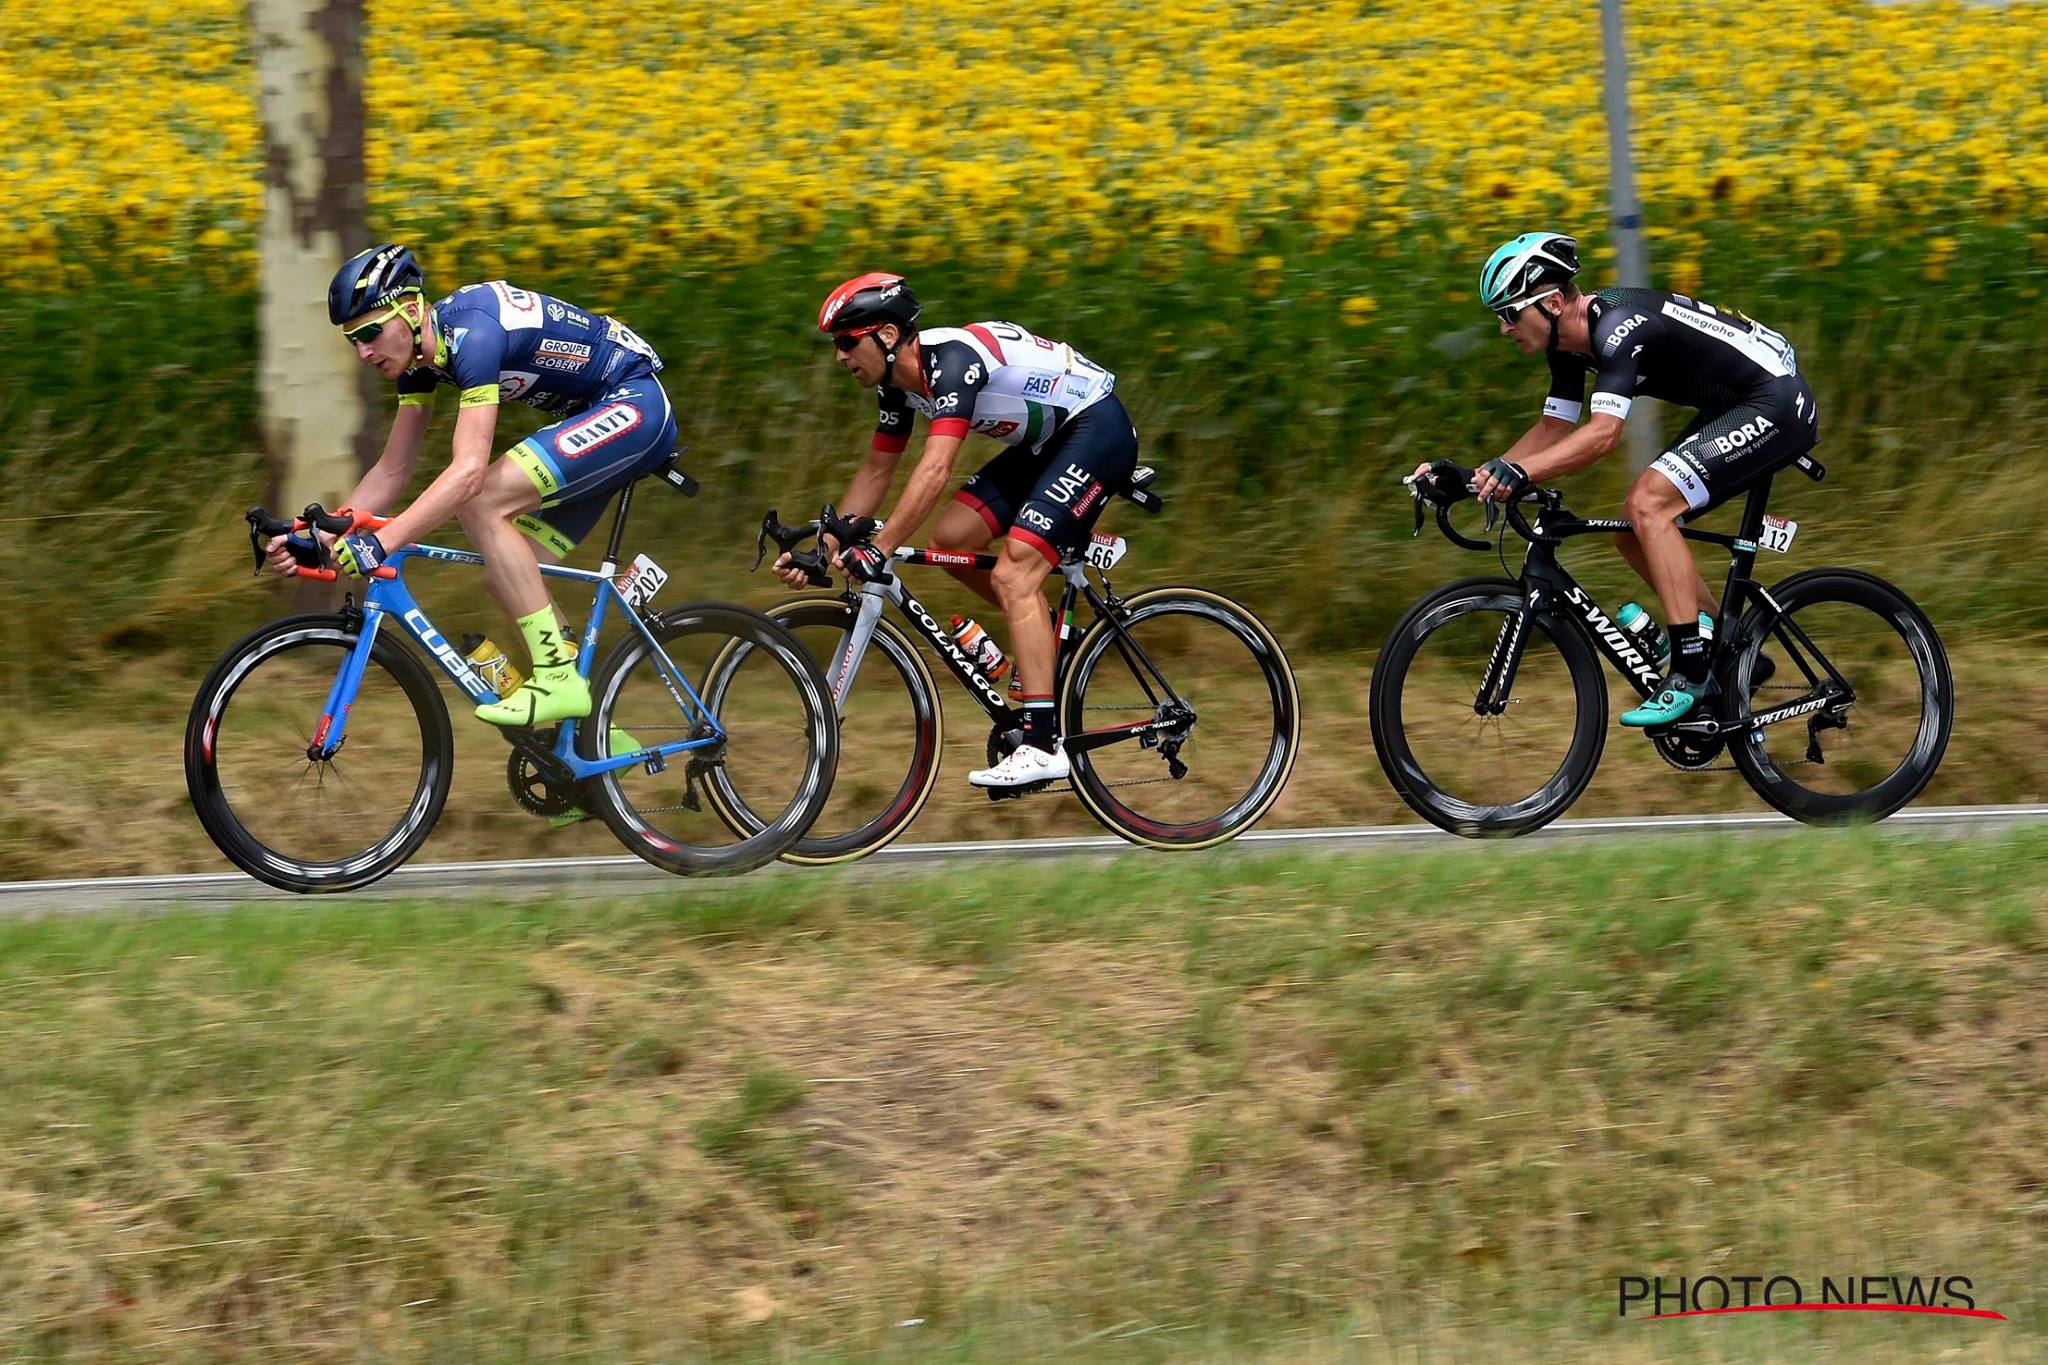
[0, 832, 2043, 1359]
[3, 637, 2041, 882]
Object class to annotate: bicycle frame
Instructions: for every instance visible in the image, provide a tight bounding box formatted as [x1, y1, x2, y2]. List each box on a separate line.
[307, 544, 721, 778]
[1484, 475, 1854, 734]
[821, 545, 1193, 755]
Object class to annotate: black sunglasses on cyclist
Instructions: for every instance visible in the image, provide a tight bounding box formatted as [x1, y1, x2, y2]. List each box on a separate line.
[832, 327, 885, 354]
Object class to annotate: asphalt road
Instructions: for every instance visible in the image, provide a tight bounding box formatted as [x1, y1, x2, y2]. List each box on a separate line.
[2, 804, 2044, 915]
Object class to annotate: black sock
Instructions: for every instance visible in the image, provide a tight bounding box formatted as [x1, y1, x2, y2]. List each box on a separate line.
[1020, 696, 1057, 749]
[1670, 620, 1709, 683]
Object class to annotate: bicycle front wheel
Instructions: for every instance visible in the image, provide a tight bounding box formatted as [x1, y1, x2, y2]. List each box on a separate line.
[1730, 568, 1953, 824]
[184, 614, 453, 892]
[1061, 587, 1300, 849]
[584, 603, 837, 876]
[705, 598, 944, 866]
[1369, 577, 1606, 837]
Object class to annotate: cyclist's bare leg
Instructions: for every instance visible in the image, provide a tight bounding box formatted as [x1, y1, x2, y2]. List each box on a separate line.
[1622, 470, 1712, 627]
[930, 500, 1000, 606]
[457, 459, 563, 634]
[991, 537, 1058, 697]
[1612, 527, 1714, 618]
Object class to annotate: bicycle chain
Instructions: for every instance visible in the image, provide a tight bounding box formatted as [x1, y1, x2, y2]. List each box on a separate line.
[1651, 684, 1816, 774]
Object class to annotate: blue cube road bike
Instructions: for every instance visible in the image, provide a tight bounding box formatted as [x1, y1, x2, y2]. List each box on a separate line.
[185, 459, 837, 892]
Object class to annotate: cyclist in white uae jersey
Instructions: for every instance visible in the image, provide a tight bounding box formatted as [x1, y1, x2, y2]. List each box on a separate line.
[1422, 231, 1820, 727]
[782, 272, 1141, 788]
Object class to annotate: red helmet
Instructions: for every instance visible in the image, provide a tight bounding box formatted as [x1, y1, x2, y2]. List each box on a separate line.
[818, 272, 920, 335]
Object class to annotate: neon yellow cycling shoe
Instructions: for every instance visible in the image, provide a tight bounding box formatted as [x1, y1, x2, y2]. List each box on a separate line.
[475, 662, 591, 728]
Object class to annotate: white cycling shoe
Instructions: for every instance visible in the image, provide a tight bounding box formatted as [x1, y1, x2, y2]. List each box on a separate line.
[969, 742, 1070, 788]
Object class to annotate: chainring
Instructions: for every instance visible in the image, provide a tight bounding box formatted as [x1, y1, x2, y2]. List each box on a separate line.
[507, 748, 583, 817]
[1652, 730, 1728, 772]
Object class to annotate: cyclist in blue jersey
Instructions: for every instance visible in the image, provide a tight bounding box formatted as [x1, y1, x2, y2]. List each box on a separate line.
[265, 243, 677, 729]
[1416, 231, 1818, 726]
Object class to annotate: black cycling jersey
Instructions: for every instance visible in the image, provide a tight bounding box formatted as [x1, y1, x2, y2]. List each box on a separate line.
[1541, 287, 1818, 515]
[1543, 287, 1800, 425]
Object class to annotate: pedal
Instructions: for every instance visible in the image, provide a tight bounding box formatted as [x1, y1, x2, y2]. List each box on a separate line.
[985, 778, 1062, 802]
[548, 809, 591, 829]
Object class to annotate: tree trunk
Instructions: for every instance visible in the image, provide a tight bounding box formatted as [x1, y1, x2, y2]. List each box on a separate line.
[251, 0, 377, 513]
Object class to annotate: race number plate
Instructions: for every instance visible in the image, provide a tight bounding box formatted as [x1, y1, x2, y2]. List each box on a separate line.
[614, 553, 669, 606]
[1759, 515, 1798, 553]
[1084, 533, 1129, 571]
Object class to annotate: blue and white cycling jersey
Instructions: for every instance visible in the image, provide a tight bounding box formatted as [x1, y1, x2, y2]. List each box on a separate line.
[395, 281, 664, 417]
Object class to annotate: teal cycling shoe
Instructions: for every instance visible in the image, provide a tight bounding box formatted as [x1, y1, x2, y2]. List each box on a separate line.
[1622, 675, 1713, 728]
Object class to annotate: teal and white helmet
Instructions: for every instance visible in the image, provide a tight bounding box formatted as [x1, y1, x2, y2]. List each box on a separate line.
[1479, 232, 1582, 312]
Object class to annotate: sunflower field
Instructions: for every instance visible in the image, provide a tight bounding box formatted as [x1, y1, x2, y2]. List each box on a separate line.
[6, 0, 2045, 298]
[2, 0, 2045, 692]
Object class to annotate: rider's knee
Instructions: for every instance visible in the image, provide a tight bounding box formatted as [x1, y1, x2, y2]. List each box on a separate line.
[929, 524, 980, 554]
[1623, 480, 1682, 529]
[990, 540, 1052, 600]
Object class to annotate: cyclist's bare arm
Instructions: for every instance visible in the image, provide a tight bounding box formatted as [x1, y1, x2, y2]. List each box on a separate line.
[1513, 412, 1623, 483]
[774, 444, 906, 586]
[874, 431, 964, 555]
[349, 402, 434, 516]
[264, 403, 432, 572]
[372, 404, 498, 551]
[1502, 415, 1577, 466]
[834, 443, 905, 524]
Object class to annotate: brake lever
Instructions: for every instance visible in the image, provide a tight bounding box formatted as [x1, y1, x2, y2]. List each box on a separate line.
[752, 510, 774, 573]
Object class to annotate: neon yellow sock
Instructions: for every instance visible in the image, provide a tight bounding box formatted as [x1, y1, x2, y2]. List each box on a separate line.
[517, 606, 573, 670]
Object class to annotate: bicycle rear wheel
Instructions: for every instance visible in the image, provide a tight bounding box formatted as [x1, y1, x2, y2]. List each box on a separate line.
[1730, 568, 1952, 824]
[1061, 587, 1300, 849]
[184, 614, 453, 892]
[1369, 577, 1606, 837]
[583, 603, 837, 876]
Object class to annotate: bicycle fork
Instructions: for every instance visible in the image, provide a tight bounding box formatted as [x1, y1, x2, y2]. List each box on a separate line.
[823, 587, 891, 716]
[1474, 605, 1535, 717]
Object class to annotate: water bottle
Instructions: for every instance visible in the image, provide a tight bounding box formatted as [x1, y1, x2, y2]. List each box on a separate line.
[1615, 603, 1669, 667]
[460, 633, 525, 696]
[949, 616, 1011, 681]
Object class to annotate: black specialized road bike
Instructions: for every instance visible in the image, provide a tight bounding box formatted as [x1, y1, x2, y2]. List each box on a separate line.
[1372, 456, 1952, 837]
[700, 470, 1301, 863]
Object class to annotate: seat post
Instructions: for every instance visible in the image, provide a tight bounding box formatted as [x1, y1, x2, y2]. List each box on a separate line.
[1735, 472, 1775, 544]
[1718, 471, 1777, 629]
[601, 480, 636, 568]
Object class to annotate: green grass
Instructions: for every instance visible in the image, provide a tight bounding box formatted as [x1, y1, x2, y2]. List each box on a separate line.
[0, 828, 2043, 1359]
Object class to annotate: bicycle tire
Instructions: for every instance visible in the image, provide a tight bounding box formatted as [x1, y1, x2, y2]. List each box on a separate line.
[582, 603, 837, 876]
[184, 613, 453, 893]
[1369, 577, 1607, 838]
[1061, 586, 1301, 850]
[1729, 568, 1953, 825]
[702, 598, 944, 866]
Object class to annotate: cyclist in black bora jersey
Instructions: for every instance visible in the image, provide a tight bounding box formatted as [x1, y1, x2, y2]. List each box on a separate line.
[1422, 232, 1819, 726]
[781, 273, 1139, 788]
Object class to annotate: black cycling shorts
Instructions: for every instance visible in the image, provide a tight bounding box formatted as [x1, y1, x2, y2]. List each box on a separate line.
[1650, 374, 1819, 515]
[954, 393, 1140, 564]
